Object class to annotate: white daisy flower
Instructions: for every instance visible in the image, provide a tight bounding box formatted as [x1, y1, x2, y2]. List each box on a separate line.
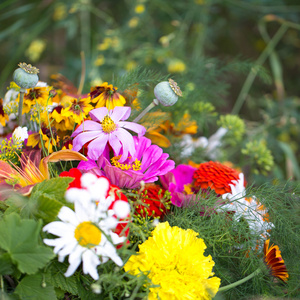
[221, 173, 274, 239]
[43, 175, 126, 280]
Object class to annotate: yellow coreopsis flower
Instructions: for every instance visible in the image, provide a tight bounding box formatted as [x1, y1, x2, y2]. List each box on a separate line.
[90, 82, 126, 110]
[42, 105, 74, 132]
[19, 86, 53, 113]
[62, 97, 93, 125]
[124, 222, 220, 300]
[27, 127, 60, 154]
[0, 98, 9, 126]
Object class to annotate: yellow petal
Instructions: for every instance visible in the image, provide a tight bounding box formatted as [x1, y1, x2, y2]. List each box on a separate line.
[145, 131, 171, 148]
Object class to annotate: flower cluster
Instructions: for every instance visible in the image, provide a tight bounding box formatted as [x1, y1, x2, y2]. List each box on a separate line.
[0, 67, 293, 300]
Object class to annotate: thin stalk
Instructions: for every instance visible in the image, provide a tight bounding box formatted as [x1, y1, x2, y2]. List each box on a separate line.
[78, 51, 86, 96]
[218, 268, 261, 293]
[18, 88, 26, 126]
[231, 24, 288, 115]
[132, 99, 159, 123]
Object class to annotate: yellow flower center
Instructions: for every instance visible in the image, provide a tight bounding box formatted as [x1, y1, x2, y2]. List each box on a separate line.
[102, 115, 117, 133]
[111, 155, 141, 171]
[74, 221, 101, 248]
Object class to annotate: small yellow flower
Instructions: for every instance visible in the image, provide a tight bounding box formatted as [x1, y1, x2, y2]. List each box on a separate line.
[42, 105, 74, 132]
[167, 59, 186, 73]
[53, 3, 67, 21]
[0, 98, 9, 126]
[125, 60, 137, 71]
[27, 127, 60, 154]
[18, 86, 52, 114]
[124, 222, 220, 300]
[94, 55, 105, 67]
[62, 97, 93, 124]
[90, 82, 126, 110]
[25, 39, 46, 62]
[128, 17, 139, 28]
[135, 4, 145, 14]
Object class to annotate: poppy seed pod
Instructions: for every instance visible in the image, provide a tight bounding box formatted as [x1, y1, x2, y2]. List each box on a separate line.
[13, 62, 39, 89]
[154, 79, 182, 106]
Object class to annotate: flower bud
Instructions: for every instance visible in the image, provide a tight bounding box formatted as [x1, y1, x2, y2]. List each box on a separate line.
[13, 62, 39, 89]
[154, 79, 182, 106]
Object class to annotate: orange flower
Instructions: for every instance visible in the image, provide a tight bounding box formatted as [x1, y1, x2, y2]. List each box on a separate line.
[0, 150, 87, 198]
[193, 161, 242, 194]
[264, 239, 289, 282]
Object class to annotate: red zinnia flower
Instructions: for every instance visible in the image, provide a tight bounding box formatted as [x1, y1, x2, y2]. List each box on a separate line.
[193, 161, 243, 195]
[264, 239, 289, 282]
[59, 168, 83, 189]
[135, 184, 169, 219]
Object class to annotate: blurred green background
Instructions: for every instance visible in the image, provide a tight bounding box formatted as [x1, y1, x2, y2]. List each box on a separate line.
[1, 0, 300, 183]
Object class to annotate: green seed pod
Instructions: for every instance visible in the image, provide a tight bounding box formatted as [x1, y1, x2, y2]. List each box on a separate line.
[13, 62, 39, 89]
[154, 79, 182, 106]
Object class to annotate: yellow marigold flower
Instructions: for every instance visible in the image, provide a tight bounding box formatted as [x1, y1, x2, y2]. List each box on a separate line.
[62, 97, 93, 124]
[135, 4, 145, 14]
[90, 82, 126, 110]
[124, 222, 220, 300]
[0, 98, 9, 126]
[27, 127, 59, 154]
[167, 59, 186, 73]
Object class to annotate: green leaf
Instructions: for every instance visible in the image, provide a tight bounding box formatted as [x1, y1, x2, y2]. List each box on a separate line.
[31, 177, 73, 202]
[46, 261, 79, 296]
[0, 213, 55, 274]
[0, 253, 14, 275]
[34, 194, 63, 223]
[14, 274, 56, 300]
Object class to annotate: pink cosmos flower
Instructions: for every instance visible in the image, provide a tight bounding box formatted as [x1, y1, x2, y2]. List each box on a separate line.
[160, 164, 197, 207]
[78, 136, 175, 189]
[71, 106, 146, 161]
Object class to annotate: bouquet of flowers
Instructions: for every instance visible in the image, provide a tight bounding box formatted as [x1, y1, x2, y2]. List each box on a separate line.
[0, 62, 298, 300]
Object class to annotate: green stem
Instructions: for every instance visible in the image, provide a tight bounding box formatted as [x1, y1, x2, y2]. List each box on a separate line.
[231, 23, 288, 115]
[18, 88, 26, 126]
[218, 268, 261, 293]
[133, 99, 159, 123]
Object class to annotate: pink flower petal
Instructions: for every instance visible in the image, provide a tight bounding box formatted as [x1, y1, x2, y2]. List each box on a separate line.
[86, 134, 109, 160]
[113, 128, 135, 162]
[118, 121, 146, 137]
[110, 106, 131, 122]
[89, 107, 109, 122]
[72, 131, 103, 151]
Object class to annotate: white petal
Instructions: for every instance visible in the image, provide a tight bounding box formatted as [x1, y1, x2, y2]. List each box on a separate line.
[64, 246, 84, 277]
[82, 250, 100, 280]
[43, 221, 75, 237]
[65, 188, 92, 204]
[58, 206, 80, 226]
[81, 173, 98, 188]
[113, 201, 130, 219]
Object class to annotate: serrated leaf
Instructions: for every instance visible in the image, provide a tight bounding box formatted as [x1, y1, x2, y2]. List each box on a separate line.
[46, 261, 78, 296]
[14, 274, 56, 300]
[0, 213, 55, 274]
[31, 177, 73, 201]
[34, 194, 63, 223]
